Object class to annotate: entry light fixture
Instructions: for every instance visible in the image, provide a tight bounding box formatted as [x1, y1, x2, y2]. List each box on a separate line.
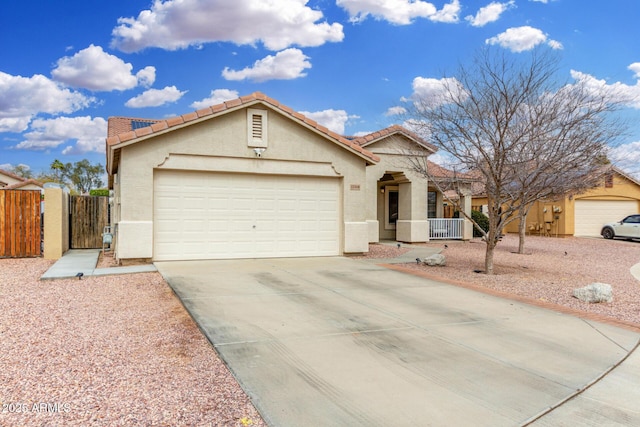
[254, 147, 266, 158]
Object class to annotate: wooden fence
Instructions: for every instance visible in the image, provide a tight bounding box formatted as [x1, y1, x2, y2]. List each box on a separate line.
[70, 196, 108, 249]
[0, 190, 42, 257]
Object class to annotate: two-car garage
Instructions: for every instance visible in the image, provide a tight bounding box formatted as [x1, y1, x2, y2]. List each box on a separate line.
[153, 170, 341, 261]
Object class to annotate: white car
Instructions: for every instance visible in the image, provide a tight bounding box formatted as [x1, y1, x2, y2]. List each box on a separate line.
[601, 214, 640, 240]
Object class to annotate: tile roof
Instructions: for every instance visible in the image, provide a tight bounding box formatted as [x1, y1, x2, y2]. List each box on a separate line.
[0, 168, 27, 183]
[106, 92, 380, 165]
[5, 178, 44, 190]
[352, 125, 438, 153]
[427, 161, 478, 180]
[107, 117, 162, 137]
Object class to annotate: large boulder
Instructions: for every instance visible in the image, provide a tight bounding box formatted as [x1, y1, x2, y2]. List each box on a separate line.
[573, 283, 613, 303]
[422, 254, 446, 267]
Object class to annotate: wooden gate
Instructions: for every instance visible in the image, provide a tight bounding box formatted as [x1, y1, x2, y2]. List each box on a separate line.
[70, 196, 108, 249]
[0, 190, 42, 257]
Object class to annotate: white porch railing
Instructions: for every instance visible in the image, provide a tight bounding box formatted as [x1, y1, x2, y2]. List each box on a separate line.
[429, 218, 464, 240]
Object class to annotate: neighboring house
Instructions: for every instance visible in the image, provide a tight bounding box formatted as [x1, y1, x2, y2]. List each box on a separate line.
[105, 92, 472, 261]
[473, 167, 640, 237]
[0, 169, 43, 190]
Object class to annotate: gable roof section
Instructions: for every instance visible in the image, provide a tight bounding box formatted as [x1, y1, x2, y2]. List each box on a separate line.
[611, 166, 640, 188]
[352, 125, 437, 153]
[5, 178, 44, 190]
[106, 92, 379, 176]
[0, 168, 27, 183]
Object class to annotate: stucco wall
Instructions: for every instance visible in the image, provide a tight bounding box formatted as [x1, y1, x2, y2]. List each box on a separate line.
[114, 106, 370, 258]
[43, 187, 69, 259]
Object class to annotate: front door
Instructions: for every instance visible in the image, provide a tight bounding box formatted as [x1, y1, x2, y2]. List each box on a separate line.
[385, 186, 399, 230]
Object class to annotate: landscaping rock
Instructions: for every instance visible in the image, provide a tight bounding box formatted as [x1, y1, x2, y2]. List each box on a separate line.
[422, 254, 446, 267]
[573, 283, 613, 303]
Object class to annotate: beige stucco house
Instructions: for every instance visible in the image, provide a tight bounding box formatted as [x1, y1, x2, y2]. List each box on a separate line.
[0, 169, 43, 191]
[473, 167, 640, 237]
[105, 92, 472, 261]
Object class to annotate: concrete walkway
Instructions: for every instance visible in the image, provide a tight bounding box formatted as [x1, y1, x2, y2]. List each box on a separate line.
[40, 249, 156, 280]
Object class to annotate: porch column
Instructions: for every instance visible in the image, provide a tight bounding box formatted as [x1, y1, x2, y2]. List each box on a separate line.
[460, 184, 473, 240]
[365, 167, 382, 243]
[396, 179, 429, 242]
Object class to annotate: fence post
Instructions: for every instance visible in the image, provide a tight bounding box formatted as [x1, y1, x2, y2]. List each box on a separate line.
[43, 188, 69, 260]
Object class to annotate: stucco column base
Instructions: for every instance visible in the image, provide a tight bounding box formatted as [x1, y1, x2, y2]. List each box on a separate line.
[396, 220, 429, 243]
[463, 219, 473, 241]
[344, 222, 369, 254]
[366, 220, 380, 243]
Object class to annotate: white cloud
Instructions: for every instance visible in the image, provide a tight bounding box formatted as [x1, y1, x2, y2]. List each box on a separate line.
[299, 109, 358, 134]
[628, 63, 640, 79]
[404, 76, 467, 108]
[569, 69, 640, 108]
[430, 0, 461, 23]
[52, 45, 156, 91]
[385, 106, 407, 116]
[485, 26, 561, 52]
[609, 141, 640, 179]
[337, 0, 460, 25]
[13, 116, 107, 154]
[111, 0, 344, 52]
[0, 72, 94, 132]
[465, 1, 514, 27]
[190, 89, 240, 110]
[136, 66, 156, 88]
[222, 48, 311, 82]
[547, 39, 563, 50]
[125, 86, 187, 108]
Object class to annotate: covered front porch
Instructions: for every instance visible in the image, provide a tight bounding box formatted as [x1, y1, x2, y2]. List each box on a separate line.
[366, 169, 473, 243]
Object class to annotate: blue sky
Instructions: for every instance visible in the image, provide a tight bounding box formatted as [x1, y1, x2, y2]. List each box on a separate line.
[2, 0, 640, 179]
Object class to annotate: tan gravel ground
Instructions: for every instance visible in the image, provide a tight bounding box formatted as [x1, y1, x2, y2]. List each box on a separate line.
[0, 258, 266, 427]
[386, 234, 640, 327]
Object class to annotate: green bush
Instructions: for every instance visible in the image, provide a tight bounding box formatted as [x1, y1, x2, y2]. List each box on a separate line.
[471, 210, 489, 237]
[89, 189, 110, 197]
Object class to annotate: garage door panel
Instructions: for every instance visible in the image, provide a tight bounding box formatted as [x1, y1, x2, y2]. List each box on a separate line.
[154, 171, 340, 260]
[574, 200, 637, 236]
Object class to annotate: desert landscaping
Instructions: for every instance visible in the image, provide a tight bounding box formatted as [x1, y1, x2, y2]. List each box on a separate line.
[1, 234, 639, 426]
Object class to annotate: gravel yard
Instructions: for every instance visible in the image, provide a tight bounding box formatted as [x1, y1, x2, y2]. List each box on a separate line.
[1, 235, 639, 426]
[387, 234, 640, 327]
[0, 258, 266, 427]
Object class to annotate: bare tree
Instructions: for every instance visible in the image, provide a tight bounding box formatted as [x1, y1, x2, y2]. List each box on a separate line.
[405, 48, 625, 274]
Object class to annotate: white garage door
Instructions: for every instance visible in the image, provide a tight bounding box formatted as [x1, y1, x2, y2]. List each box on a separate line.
[154, 170, 340, 260]
[574, 199, 638, 236]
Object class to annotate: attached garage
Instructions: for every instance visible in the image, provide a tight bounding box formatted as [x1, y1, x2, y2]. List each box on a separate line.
[574, 199, 638, 236]
[154, 170, 341, 261]
[106, 92, 378, 261]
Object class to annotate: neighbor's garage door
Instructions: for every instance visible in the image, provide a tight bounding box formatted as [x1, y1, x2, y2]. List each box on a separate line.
[154, 170, 340, 260]
[574, 199, 638, 236]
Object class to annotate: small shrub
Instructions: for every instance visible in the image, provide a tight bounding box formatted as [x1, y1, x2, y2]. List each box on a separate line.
[471, 210, 489, 237]
[90, 189, 110, 197]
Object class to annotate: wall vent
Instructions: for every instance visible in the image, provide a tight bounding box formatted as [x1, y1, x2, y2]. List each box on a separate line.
[247, 109, 268, 147]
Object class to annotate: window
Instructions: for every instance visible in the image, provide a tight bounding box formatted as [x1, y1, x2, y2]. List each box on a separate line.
[427, 191, 437, 218]
[247, 109, 268, 147]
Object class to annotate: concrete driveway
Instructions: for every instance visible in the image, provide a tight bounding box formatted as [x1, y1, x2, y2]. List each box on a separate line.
[155, 257, 640, 426]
